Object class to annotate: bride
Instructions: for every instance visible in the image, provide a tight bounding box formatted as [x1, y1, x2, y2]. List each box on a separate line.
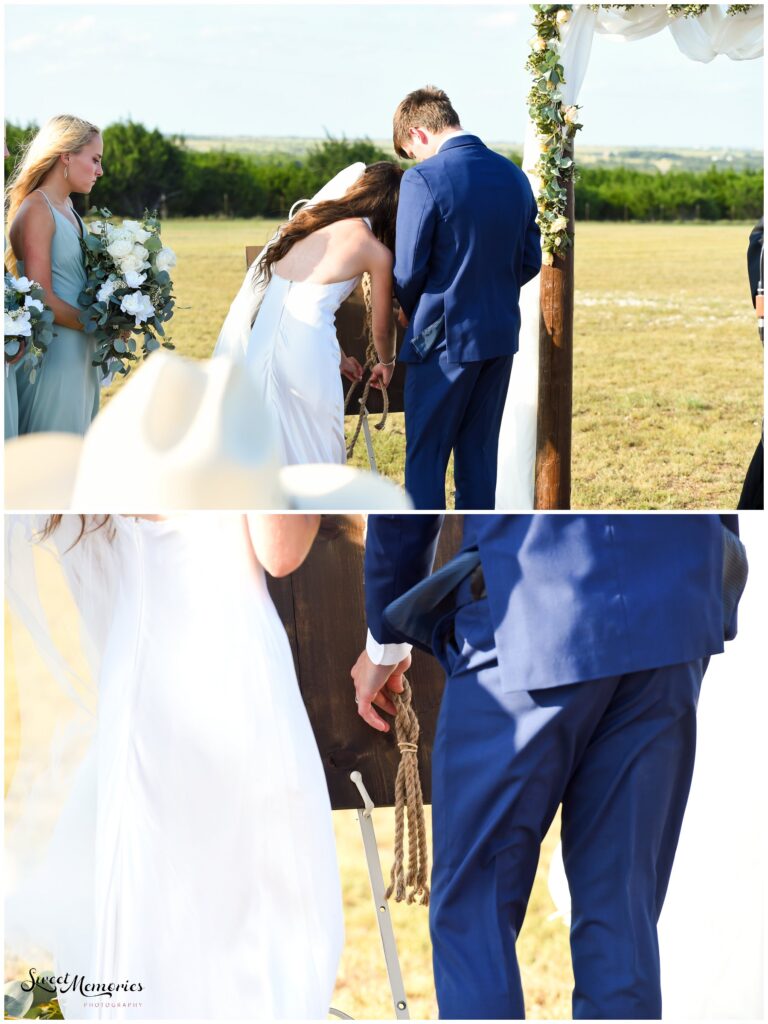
[5, 514, 343, 1019]
[216, 162, 403, 465]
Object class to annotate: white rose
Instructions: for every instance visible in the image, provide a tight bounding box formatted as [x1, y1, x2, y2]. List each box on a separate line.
[24, 296, 45, 313]
[563, 105, 579, 125]
[13, 276, 32, 294]
[552, 216, 568, 233]
[131, 243, 149, 263]
[542, 251, 555, 267]
[10, 310, 33, 336]
[120, 290, 155, 325]
[155, 247, 177, 273]
[124, 270, 147, 288]
[122, 220, 152, 244]
[532, 36, 547, 52]
[107, 236, 133, 260]
[96, 276, 120, 303]
[118, 253, 145, 275]
[4, 311, 19, 335]
[556, 9, 571, 25]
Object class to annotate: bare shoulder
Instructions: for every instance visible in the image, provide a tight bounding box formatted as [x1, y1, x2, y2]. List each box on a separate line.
[14, 192, 55, 233]
[364, 233, 394, 272]
[345, 218, 390, 262]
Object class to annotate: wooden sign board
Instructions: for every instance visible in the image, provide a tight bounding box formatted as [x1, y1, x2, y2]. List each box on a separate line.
[246, 245, 406, 414]
[266, 514, 464, 810]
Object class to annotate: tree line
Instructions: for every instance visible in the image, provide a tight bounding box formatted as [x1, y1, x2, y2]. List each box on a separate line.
[5, 120, 763, 222]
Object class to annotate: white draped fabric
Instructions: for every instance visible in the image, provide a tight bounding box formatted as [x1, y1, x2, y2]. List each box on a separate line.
[546, 516, 767, 1019]
[496, 4, 764, 508]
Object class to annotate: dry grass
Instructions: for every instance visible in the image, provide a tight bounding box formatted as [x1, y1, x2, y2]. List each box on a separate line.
[102, 219, 761, 510]
[102, 222, 765, 512]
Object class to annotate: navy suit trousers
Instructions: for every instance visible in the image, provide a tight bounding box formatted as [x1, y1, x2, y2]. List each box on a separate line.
[430, 589, 706, 1019]
[403, 341, 513, 510]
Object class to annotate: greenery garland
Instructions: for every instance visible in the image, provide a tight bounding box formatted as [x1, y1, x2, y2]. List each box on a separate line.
[527, 4, 582, 266]
[588, 4, 754, 15]
[529, 3, 756, 263]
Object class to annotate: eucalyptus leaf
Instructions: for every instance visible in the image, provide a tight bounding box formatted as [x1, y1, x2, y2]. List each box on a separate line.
[4, 981, 34, 1019]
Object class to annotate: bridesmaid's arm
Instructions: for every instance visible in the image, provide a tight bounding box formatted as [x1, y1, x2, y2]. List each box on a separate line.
[13, 197, 85, 331]
[245, 514, 321, 577]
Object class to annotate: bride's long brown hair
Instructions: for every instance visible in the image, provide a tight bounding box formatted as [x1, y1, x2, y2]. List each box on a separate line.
[40, 515, 113, 549]
[257, 161, 404, 286]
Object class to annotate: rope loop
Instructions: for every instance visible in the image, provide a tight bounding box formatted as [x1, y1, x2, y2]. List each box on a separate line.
[386, 676, 430, 908]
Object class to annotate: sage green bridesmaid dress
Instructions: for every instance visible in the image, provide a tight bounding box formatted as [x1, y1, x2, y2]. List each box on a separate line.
[4, 235, 21, 438]
[16, 191, 100, 436]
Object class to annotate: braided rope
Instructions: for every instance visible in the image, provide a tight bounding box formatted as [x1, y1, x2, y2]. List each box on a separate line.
[386, 676, 430, 907]
[344, 272, 389, 460]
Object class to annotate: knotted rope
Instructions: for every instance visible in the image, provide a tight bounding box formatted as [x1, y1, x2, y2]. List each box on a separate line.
[386, 676, 430, 907]
[344, 272, 389, 461]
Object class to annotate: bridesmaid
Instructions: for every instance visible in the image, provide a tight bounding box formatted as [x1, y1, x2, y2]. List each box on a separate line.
[4, 138, 24, 439]
[5, 115, 103, 435]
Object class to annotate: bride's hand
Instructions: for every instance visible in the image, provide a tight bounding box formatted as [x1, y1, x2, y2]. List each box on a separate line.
[340, 353, 364, 383]
[369, 361, 394, 390]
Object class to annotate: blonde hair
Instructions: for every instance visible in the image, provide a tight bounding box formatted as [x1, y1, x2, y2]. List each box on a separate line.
[5, 114, 100, 273]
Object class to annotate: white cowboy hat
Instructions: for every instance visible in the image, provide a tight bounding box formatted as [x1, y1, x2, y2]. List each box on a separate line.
[4, 351, 410, 512]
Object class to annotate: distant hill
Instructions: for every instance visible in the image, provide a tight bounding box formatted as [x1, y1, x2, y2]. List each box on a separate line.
[179, 135, 762, 173]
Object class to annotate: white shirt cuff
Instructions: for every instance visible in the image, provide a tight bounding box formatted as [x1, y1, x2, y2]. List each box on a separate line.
[366, 629, 412, 666]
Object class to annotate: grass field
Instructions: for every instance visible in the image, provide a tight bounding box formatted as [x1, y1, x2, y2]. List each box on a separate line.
[104, 219, 762, 510]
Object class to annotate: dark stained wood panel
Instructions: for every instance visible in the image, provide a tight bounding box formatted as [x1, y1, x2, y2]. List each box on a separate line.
[266, 515, 464, 809]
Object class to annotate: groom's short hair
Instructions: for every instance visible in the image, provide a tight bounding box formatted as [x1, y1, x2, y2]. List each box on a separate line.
[393, 86, 461, 158]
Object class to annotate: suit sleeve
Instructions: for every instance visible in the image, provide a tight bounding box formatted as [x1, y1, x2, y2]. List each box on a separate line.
[521, 189, 542, 286]
[747, 218, 763, 308]
[365, 514, 444, 647]
[394, 169, 439, 317]
[720, 514, 739, 536]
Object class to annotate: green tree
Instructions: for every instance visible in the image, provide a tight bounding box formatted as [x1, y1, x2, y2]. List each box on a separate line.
[177, 150, 266, 217]
[4, 119, 38, 181]
[300, 136, 395, 195]
[89, 121, 186, 216]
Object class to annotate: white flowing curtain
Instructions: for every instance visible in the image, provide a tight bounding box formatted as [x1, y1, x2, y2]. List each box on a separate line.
[496, 3, 764, 509]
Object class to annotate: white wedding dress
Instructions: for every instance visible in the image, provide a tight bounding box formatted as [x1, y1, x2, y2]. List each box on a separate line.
[5, 514, 343, 1020]
[245, 272, 359, 465]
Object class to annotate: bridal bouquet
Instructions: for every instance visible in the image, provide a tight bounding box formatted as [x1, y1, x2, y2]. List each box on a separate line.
[79, 209, 176, 378]
[4, 273, 54, 382]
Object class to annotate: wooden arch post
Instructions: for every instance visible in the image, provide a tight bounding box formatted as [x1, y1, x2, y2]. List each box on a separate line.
[534, 165, 575, 510]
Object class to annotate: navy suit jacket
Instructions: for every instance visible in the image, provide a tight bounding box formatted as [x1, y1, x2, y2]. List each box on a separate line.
[365, 515, 740, 693]
[394, 135, 541, 365]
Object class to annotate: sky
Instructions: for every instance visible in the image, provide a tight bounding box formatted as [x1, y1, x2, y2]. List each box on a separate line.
[4, 2, 764, 150]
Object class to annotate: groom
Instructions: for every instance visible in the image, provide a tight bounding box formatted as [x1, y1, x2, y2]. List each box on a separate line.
[391, 87, 541, 510]
[352, 514, 743, 1019]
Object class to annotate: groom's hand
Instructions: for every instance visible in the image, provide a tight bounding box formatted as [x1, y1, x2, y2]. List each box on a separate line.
[397, 307, 409, 329]
[351, 650, 411, 732]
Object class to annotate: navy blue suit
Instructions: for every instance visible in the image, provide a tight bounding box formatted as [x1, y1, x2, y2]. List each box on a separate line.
[394, 136, 540, 509]
[365, 514, 740, 1019]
